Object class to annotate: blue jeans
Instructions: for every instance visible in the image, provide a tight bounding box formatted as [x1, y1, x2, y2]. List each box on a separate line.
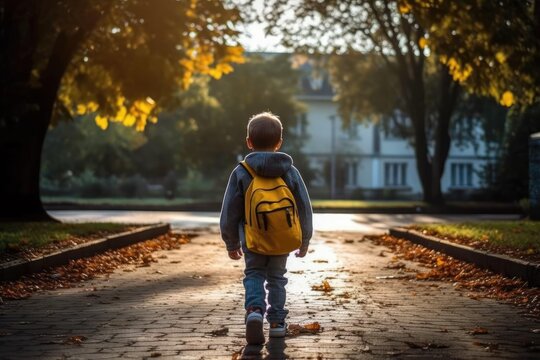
[242, 242, 289, 323]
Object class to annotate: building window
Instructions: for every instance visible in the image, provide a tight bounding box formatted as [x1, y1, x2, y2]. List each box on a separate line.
[348, 122, 358, 139]
[451, 163, 474, 187]
[346, 162, 358, 186]
[384, 163, 407, 186]
[294, 113, 307, 135]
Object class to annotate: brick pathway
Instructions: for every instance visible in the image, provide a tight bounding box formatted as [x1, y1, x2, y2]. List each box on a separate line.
[1, 228, 539, 359]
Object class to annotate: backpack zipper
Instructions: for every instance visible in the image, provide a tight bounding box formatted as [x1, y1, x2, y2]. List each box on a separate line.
[248, 187, 288, 225]
[257, 206, 294, 230]
[254, 199, 295, 229]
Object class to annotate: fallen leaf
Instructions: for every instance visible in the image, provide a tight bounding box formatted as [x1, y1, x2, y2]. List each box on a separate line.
[473, 341, 499, 351]
[312, 280, 333, 292]
[359, 345, 371, 353]
[0, 233, 191, 301]
[64, 335, 86, 345]
[468, 327, 489, 335]
[287, 322, 322, 336]
[231, 349, 242, 360]
[210, 327, 229, 336]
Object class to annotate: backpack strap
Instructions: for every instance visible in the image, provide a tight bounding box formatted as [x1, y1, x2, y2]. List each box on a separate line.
[239, 160, 256, 179]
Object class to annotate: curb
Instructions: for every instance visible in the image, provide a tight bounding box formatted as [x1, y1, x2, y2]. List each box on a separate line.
[0, 223, 170, 282]
[388, 227, 540, 287]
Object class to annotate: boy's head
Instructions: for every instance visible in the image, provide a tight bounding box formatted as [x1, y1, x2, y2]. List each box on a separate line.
[246, 112, 283, 151]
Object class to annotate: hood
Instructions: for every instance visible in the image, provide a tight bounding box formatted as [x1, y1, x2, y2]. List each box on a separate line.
[244, 152, 293, 177]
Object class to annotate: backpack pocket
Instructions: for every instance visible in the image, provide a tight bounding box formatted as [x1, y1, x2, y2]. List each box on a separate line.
[255, 198, 295, 231]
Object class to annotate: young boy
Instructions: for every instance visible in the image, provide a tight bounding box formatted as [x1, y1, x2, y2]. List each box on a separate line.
[220, 112, 313, 345]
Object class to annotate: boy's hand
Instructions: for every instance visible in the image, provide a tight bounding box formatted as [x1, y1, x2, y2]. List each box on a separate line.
[295, 246, 309, 258]
[228, 248, 243, 260]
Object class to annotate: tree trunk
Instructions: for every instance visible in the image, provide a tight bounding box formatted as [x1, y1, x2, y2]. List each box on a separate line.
[0, 112, 53, 221]
[0, 2, 102, 221]
[0, 1, 52, 221]
[410, 102, 433, 203]
[402, 65, 434, 203]
[430, 69, 461, 205]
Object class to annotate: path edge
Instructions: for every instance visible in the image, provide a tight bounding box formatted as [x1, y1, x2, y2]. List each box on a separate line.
[0, 223, 170, 282]
[388, 227, 540, 287]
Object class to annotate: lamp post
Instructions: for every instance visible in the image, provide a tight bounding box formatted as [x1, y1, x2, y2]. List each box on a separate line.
[329, 115, 336, 199]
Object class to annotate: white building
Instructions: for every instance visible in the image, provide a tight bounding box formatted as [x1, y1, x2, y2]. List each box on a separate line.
[290, 56, 495, 200]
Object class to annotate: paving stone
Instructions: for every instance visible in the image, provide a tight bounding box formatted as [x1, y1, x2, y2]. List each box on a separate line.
[1, 231, 539, 359]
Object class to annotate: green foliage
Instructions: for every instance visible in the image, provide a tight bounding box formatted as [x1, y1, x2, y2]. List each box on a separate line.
[56, 0, 244, 130]
[41, 54, 309, 197]
[329, 53, 401, 126]
[177, 53, 308, 182]
[1, 1, 244, 129]
[0, 222, 130, 253]
[414, 221, 540, 251]
[42, 117, 147, 180]
[409, 0, 539, 106]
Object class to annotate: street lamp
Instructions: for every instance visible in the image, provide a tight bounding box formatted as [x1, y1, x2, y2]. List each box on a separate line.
[329, 115, 336, 199]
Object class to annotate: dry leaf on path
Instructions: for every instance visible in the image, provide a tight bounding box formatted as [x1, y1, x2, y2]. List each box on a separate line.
[64, 335, 86, 345]
[468, 327, 489, 335]
[312, 280, 333, 292]
[210, 327, 229, 336]
[473, 341, 499, 350]
[0, 233, 191, 301]
[287, 322, 322, 336]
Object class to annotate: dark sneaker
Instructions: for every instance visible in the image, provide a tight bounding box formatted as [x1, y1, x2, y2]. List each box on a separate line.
[269, 322, 286, 338]
[245, 308, 265, 345]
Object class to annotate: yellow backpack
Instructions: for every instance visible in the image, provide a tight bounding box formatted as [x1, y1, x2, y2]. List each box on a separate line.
[241, 160, 302, 255]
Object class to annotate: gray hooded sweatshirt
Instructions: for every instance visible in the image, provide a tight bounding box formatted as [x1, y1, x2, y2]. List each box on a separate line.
[220, 152, 313, 252]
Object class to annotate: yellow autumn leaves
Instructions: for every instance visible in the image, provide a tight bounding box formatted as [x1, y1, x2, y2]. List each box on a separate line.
[95, 97, 157, 131]
[179, 45, 244, 89]
[64, 45, 244, 132]
[440, 55, 514, 107]
[72, 96, 157, 132]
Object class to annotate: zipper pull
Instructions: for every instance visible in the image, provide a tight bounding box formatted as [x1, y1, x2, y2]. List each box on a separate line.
[263, 213, 268, 231]
[286, 209, 292, 227]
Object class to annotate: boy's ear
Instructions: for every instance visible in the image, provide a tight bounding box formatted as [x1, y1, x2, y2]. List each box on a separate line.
[275, 138, 283, 151]
[246, 137, 254, 150]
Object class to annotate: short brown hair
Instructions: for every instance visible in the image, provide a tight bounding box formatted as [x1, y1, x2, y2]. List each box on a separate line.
[247, 112, 283, 149]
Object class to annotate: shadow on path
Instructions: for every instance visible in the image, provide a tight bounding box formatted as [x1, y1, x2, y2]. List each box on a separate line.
[238, 337, 287, 359]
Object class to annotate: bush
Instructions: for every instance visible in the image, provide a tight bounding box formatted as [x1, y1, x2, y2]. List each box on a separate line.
[118, 175, 148, 197]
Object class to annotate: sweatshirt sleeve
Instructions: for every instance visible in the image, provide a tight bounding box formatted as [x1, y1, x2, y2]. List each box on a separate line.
[289, 166, 313, 247]
[219, 167, 244, 251]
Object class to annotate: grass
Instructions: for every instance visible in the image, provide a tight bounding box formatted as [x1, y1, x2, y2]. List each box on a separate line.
[310, 200, 426, 208]
[0, 222, 131, 253]
[41, 196, 210, 206]
[413, 221, 540, 251]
